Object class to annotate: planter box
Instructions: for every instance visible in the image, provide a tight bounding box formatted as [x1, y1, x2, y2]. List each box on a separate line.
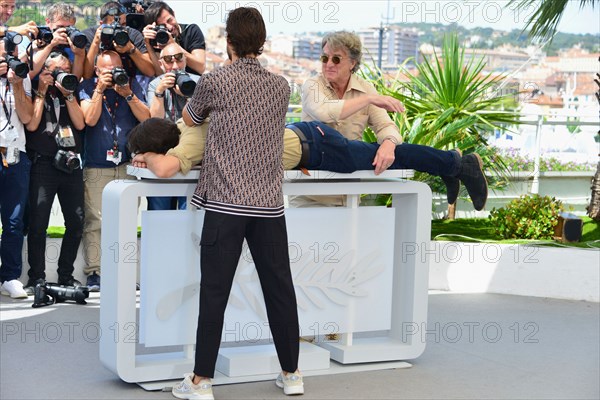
[429, 241, 600, 302]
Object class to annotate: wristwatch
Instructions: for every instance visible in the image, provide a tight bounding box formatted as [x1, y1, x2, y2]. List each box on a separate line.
[127, 47, 136, 55]
[125, 94, 134, 102]
[65, 94, 75, 102]
[155, 91, 165, 98]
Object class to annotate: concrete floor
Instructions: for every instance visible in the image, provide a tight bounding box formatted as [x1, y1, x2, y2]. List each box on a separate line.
[1, 291, 598, 400]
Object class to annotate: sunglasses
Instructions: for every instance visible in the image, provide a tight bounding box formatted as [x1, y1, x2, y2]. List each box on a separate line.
[161, 53, 184, 63]
[102, 6, 126, 18]
[320, 54, 343, 64]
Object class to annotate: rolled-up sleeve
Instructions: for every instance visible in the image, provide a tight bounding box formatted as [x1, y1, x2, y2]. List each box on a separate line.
[167, 119, 208, 174]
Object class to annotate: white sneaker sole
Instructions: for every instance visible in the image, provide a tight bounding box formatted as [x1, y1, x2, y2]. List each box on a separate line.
[1, 289, 28, 299]
[276, 380, 305, 395]
[172, 388, 214, 400]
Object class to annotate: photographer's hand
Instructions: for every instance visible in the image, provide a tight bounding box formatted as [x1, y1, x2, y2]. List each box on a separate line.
[8, 21, 37, 38]
[51, 28, 69, 49]
[0, 58, 7, 77]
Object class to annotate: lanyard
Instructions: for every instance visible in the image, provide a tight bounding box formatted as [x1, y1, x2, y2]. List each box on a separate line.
[102, 93, 120, 150]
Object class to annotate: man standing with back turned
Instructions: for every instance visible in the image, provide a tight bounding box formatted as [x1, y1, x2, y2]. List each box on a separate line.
[173, 7, 303, 400]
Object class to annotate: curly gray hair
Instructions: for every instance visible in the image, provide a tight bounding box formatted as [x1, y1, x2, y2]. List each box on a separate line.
[321, 31, 362, 73]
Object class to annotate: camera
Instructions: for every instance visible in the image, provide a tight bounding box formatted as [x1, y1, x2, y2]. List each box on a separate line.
[149, 24, 170, 48]
[112, 67, 129, 86]
[53, 126, 81, 174]
[100, 22, 130, 50]
[5, 55, 29, 78]
[51, 69, 78, 92]
[32, 281, 89, 308]
[119, 0, 150, 31]
[175, 70, 196, 97]
[35, 25, 54, 44]
[2, 32, 29, 78]
[64, 26, 88, 49]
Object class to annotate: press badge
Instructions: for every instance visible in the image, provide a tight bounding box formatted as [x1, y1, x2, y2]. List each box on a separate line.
[5, 146, 20, 165]
[106, 148, 122, 164]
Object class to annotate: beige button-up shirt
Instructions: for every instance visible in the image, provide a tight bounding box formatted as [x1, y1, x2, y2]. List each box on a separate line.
[301, 74, 402, 144]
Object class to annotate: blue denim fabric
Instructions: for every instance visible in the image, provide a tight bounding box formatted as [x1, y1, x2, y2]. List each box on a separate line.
[147, 196, 188, 210]
[290, 122, 461, 177]
[0, 152, 31, 282]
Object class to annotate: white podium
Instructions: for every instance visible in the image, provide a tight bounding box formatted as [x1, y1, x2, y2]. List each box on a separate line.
[99, 167, 431, 389]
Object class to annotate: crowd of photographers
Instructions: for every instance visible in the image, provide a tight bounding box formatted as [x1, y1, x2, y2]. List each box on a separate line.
[0, 0, 206, 299]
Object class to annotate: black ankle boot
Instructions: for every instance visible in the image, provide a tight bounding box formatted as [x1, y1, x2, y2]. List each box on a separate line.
[458, 153, 488, 211]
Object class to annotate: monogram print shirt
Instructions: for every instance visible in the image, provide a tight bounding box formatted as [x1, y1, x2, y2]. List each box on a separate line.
[185, 58, 290, 217]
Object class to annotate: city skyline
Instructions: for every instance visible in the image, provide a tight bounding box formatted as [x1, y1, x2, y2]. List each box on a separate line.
[170, 0, 600, 37]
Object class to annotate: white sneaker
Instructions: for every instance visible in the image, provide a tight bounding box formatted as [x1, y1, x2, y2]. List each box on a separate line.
[276, 370, 304, 395]
[172, 373, 214, 400]
[0, 279, 28, 299]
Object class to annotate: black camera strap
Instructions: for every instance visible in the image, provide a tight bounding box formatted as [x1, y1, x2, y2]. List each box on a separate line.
[0, 83, 13, 132]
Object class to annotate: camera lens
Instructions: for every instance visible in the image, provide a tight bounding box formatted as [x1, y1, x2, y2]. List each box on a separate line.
[175, 72, 196, 97]
[114, 30, 130, 47]
[66, 27, 87, 49]
[112, 68, 129, 86]
[155, 29, 169, 45]
[7, 57, 29, 78]
[53, 70, 78, 92]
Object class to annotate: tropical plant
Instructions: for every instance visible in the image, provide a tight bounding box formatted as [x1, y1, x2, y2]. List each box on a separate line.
[361, 33, 521, 217]
[508, 0, 598, 41]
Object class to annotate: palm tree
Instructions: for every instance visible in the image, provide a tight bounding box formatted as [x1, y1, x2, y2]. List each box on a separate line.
[364, 33, 520, 218]
[509, 0, 600, 221]
[508, 0, 598, 41]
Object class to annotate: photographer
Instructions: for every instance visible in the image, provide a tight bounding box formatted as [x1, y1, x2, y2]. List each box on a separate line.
[82, 1, 155, 81]
[0, 0, 37, 38]
[24, 52, 85, 293]
[147, 42, 198, 120]
[145, 42, 195, 211]
[142, 1, 206, 76]
[24, 3, 85, 80]
[78, 50, 149, 291]
[0, 32, 33, 299]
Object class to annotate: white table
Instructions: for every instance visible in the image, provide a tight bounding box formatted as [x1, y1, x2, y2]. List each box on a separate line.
[99, 167, 431, 389]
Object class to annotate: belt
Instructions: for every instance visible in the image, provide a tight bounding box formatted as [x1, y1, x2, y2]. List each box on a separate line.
[286, 124, 310, 168]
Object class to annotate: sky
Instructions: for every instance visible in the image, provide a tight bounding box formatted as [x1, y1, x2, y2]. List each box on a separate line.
[170, 0, 600, 37]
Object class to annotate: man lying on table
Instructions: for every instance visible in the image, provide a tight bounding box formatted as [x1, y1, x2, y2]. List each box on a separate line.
[128, 118, 488, 209]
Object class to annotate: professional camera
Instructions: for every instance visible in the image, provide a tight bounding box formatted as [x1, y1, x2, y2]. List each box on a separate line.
[100, 22, 129, 50]
[32, 281, 89, 308]
[64, 26, 88, 49]
[53, 126, 81, 174]
[2, 32, 29, 78]
[174, 70, 196, 97]
[119, 0, 150, 31]
[5, 55, 29, 78]
[112, 66, 129, 86]
[51, 69, 78, 92]
[35, 25, 54, 44]
[149, 24, 170, 48]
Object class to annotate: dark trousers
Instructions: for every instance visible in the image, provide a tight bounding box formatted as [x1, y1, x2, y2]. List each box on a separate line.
[293, 121, 461, 177]
[193, 211, 299, 378]
[27, 156, 84, 282]
[0, 151, 31, 282]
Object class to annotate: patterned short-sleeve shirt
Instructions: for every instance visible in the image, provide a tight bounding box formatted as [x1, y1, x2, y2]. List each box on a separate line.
[184, 58, 290, 217]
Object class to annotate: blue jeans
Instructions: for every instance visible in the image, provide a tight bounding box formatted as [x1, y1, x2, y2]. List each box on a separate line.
[147, 196, 188, 210]
[0, 151, 31, 282]
[291, 122, 461, 177]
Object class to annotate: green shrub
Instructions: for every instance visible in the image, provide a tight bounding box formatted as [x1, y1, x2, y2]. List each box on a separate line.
[489, 195, 563, 239]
